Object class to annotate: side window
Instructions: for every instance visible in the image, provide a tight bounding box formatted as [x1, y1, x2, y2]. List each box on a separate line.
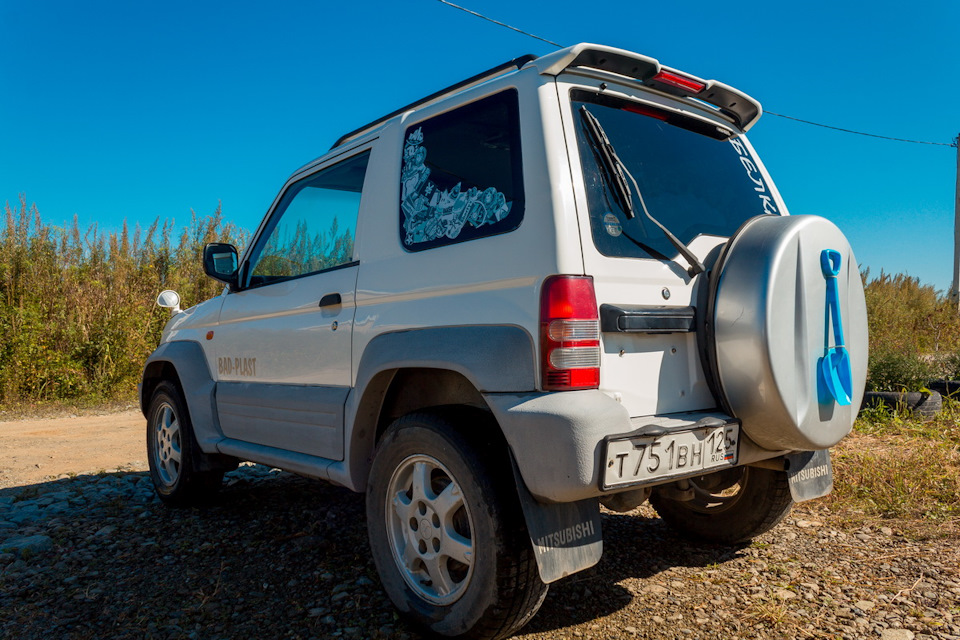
[399, 90, 523, 252]
[247, 151, 369, 287]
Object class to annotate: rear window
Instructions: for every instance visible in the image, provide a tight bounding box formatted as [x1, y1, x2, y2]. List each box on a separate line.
[399, 90, 523, 252]
[572, 89, 779, 261]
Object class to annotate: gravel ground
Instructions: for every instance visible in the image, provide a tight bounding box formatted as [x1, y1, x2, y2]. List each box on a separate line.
[1, 465, 958, 640]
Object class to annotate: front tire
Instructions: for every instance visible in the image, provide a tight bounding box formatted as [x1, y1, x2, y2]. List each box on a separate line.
[146, 381, 223, 506]
[650, 466, 793, 544]
[366, 410, 547, 640]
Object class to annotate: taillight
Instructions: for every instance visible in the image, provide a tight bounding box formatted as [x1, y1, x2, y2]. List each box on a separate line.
[651, 70, 705, 94]
[540, 275, 600, 391]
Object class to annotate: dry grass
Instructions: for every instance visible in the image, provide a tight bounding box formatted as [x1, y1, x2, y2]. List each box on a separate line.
[826, 408, 960, 537]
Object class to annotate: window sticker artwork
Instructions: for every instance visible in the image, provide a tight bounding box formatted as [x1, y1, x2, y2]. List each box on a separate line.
[397, 89, 523, 252]
[400, 127, 512, 245]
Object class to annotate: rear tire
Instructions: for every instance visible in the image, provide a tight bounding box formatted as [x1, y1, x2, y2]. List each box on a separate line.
[146, 381, 223, 506]
[650, 466, 793, 544]
[366, 409, 547, 640]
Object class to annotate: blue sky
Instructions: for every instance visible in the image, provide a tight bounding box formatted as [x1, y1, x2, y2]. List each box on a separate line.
[3, 0, 959, 290]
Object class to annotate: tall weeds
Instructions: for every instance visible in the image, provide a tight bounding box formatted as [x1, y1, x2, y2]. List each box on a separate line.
[862, 268, 960, 390]
[0, 196, 246, 406]
[4, 198, 960, 405]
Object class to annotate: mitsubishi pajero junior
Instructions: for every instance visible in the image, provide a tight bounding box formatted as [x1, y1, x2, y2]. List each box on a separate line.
[141, 43, 868, 640]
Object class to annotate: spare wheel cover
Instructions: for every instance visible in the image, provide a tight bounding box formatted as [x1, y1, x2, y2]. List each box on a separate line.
[711, 214, 868, 451]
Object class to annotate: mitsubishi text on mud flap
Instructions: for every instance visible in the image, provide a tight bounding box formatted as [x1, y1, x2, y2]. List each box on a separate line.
[141, 43, 868, 640]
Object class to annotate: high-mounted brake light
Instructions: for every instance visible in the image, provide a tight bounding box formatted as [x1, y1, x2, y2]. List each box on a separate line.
[540, 275, 600, 391]
[622, 103, 669, 121]
[652, 70, 705, 94]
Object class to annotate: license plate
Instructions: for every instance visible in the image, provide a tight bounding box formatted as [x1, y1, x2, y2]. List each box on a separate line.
[602, 423, 740, 489]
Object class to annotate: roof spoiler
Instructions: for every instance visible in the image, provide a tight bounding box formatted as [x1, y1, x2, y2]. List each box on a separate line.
[526, 43, 762, 132]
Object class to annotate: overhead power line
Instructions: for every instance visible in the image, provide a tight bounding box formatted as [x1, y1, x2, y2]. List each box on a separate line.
[766, 111, 956, 147]
[434, 0, 958, 149]
[435, 0, 564, 48]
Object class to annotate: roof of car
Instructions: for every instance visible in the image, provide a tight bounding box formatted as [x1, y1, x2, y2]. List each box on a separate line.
[330, 43, 763, 150]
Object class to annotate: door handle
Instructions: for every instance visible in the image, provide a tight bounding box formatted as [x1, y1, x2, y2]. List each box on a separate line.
[319, 293, 342, 308]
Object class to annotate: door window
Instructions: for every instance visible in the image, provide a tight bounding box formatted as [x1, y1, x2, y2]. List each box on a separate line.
[246, 151, 370, 287]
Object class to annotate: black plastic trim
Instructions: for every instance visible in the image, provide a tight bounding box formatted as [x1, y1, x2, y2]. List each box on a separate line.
[319, 293, 342, 308]
[599, 304, 695, 334]
[331, 55, 535, 149]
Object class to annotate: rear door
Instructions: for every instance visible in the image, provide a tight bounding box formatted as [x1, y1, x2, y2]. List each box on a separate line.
[213, 148, 371, 460]
[560, 79, 786, 417]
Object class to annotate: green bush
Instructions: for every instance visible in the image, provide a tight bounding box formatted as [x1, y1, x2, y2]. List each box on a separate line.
[0, 196, 247, 407]
[866, 349, 935, 392]
[862, 269, 960, 391]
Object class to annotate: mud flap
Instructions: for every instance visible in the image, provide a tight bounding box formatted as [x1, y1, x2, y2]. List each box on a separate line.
[785, 448, 833, 502]
[510, 456, 602, 584]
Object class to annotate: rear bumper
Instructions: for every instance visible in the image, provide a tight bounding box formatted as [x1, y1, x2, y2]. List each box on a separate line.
[484, 390, 786, 503]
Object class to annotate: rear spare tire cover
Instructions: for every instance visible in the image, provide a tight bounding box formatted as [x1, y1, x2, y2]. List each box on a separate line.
[711, 215, 868, 451]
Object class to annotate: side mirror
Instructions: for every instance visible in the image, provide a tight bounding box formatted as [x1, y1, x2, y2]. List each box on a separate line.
[156, 289, 182, 315]
[203, 243, 239, 287]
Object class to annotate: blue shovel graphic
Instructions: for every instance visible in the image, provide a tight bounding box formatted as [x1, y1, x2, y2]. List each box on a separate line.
[818, 249, 853, 405]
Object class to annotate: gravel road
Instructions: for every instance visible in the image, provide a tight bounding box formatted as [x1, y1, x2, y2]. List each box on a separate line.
[2, 460, 958, 640]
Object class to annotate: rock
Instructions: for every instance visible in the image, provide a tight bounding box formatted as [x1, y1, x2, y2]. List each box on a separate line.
[8, 505, 41, 525]
[642, 584, 668, 595]
[855, 600, 876, 611]
[773, 589, 797, 600]
[624, 626, 638, 634]
[796, 520, 822, 528]
[881, 630, 915, 640]
[880, 527, 894, 536]
[0, 534, 54, 556]
[46, 501, 71, 514]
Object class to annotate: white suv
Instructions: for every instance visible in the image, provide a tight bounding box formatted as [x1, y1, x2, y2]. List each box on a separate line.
[142, 43, 868, 640]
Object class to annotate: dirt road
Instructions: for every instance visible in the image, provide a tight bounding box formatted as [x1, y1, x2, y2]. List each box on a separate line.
[1, 411, 957, 639]
[0, 409, 147, 489]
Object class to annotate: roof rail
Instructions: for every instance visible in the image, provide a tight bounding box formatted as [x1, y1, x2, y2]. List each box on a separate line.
[331, 54, 536, 149]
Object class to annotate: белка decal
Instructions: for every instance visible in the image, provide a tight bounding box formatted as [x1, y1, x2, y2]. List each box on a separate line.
[729, 137, 778, 216]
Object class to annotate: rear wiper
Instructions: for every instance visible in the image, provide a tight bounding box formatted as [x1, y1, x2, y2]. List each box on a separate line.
[579, 106, 705, 277]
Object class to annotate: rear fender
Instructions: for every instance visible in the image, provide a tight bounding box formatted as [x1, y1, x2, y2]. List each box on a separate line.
[337, 326, 537, 492]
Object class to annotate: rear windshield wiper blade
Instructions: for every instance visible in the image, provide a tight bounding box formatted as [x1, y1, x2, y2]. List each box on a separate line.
[579, 106, 635, 219]
[579, 106, 706, 277]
